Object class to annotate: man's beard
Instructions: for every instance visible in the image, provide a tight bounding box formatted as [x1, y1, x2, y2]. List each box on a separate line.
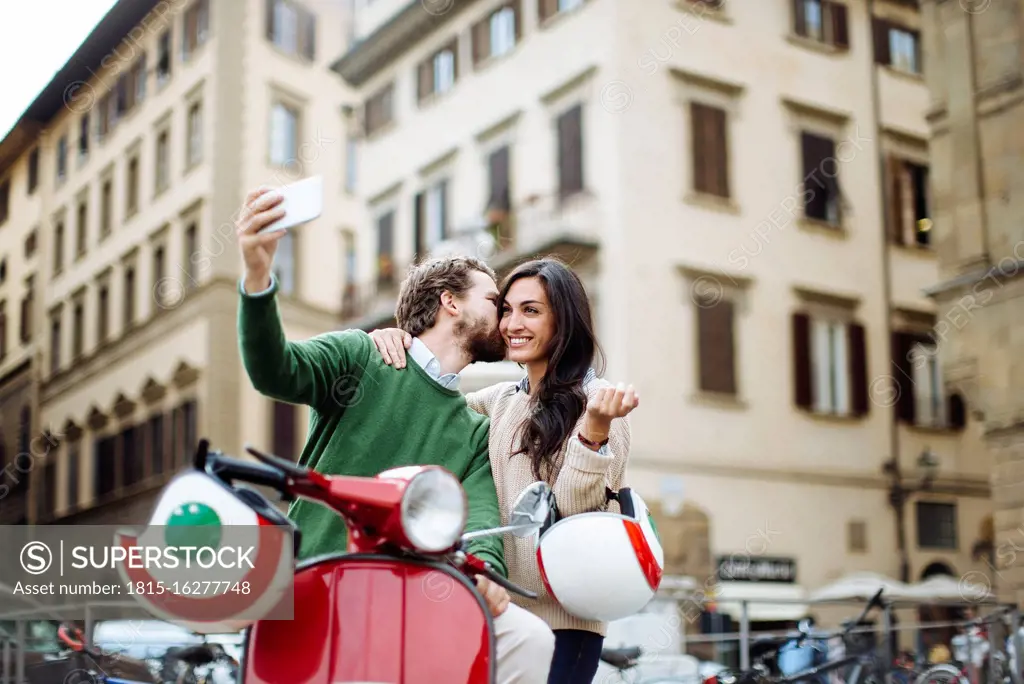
[456, 315, 506, 364]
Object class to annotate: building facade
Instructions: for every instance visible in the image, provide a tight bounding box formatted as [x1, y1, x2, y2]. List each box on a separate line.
[332, 0, 994, 617]
[0, 0, 359, 526]
[919, 0, 1024, 605]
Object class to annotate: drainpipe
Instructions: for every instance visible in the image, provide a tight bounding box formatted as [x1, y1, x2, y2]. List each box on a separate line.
[866, 0, 905, 582]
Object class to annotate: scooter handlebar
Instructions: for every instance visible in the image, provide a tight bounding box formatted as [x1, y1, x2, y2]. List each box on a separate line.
[480, 562, 538, 600]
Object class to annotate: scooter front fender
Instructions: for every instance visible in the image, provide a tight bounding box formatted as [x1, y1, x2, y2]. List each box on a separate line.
[242, 554, 495, 684]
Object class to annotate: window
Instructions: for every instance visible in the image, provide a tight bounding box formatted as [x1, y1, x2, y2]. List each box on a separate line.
[887, 156, 930, 247]
[343, 230, 357, 285]
[182, 399, 198, 464]
[800, 132, 842, 226]
[157, 29, 172, 85]
[364, 83, 394, 137]
[182, 0, 210, 60]
[67, 440, 80, 511]
[890, 332, 966, 430]
[75, 199, 88, 258]
[691, 102, 729, 198]
[24, 229, 37, 258]
[187, 101, 203, 167]
[696, 298, 737, 395]
[155, 130, 170, 193]
[474, 4, 519, 64]
[266, 0, 316, 60]
[793, 0, 848, 48]
[20, 276, 33, 344]
[79, 114, 90, 161]
[916, 501, 957, 550]
[72, 295, 84, 361]
[100, 178, 112, 238]
[56, 135, 68, 183]
[27, 148, 38, 194]
[272, 401, 298, 460]
[848, 520, 867, 553]
[126, 154, 139, 215]
[874, 20, 920, 74]
[557, 104, 584, 199]
[121, 425, 144, 490]
[792, 312, 868, 417]
[97, 280, 109, 344]
[148, 413, 165, 476]
[94, 435, 117, 499]
[184, 222, 198, 289]
[273, 230, 296, 295]
[0, 180, 8, 225]
[270, 102, 299, 166]
[153, 246, 167, 307]
[486, 145, 514, 249]
[0, 300, 6, 361]
[53, 218, 65, 274]
[131, 55, 147, 104]
[539, 0, 584, 22]
[376, 210, 395, 287]
[344, 137, 357, 193]
[49, 308, 62, 374]
[124, 264, 136, 328]
[417, 42, 458, 103]
[414, 178, 449, 258]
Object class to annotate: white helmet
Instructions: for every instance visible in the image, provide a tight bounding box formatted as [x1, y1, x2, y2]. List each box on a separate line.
[536, 487, 664, 622]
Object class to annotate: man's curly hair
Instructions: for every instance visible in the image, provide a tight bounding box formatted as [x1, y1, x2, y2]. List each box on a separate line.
[395, 256, 497, 337]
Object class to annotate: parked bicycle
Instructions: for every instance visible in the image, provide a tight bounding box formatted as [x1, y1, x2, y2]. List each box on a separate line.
[915, 605, 1015, 684]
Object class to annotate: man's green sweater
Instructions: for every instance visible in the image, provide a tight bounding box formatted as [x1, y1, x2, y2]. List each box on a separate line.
[236, 279, 506, 576]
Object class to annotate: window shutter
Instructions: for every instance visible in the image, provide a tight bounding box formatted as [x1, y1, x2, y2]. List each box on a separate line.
[698, 300, 736, 395]
[690, 103, 710, 195]
[831, 2, 849, 48]
[513, 0, 522, 39]
[265, 0, 276, 40]
[892, 332, 916, 423]
[948, 392, 967, 430]
[801, 133, 827, 220]
[414, 192, 425, 259]
[489, 146, 510, 211]
[912, 28, 923, 74]
[449, 39, 459, 80]
[272, 401, 297, 461]
[709, 106, 729, 198]
[439, 179, 449, 239]
[873, 18, 891, 65]
[417, 61, 433, 102]
[472, 17, 490, 64]
[304, 9, 317, 60]
[539, 0, 558, 22]
[887, 155, 905, 245]
[793, 0, 807, 37]
[792, 312, 812, 409]
[558, 105, 583, 198]
[848, 322, 869, 416]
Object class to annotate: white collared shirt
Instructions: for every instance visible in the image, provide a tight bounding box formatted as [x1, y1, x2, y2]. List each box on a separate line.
[408, 337, 461, 391]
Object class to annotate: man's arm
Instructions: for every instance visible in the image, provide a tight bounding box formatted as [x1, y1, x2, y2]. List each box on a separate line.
[460, 422, 507, 578]
[238, 276, 367, 411]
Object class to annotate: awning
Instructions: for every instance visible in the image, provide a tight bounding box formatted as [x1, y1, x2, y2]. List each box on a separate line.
[807, 572, 907, 602]
[712, 581, 809, 622]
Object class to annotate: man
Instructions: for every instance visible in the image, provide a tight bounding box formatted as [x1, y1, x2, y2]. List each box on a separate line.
[234, 186, 554, 683]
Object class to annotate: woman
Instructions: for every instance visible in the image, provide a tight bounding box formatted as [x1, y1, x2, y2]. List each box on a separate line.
[370, 258, 638, 683]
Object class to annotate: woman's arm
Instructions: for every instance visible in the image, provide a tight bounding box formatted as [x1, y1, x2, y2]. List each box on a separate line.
[464, 382, 509, 417]
[550, 381, 637, 517]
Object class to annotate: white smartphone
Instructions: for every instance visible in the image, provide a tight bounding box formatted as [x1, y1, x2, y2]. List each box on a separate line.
[259, 175, 324, 233]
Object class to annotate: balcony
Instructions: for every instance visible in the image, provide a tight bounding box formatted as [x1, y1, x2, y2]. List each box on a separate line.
[339, 191, 602, 330]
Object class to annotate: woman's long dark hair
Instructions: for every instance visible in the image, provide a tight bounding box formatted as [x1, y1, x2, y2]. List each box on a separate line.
[498, 258, 605, 482]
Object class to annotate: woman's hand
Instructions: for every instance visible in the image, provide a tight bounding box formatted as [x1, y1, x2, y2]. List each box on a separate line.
[581, 383, 639, 445]
[370, 328, 411, 368]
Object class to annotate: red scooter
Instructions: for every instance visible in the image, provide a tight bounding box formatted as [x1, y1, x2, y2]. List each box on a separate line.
[173, 439, 552, 684]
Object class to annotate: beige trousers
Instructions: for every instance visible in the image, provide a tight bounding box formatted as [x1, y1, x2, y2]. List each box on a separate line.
[493, 603, 555, 684]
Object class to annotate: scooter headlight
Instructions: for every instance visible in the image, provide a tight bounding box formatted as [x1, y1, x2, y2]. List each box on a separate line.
[400, 469, 467, 553]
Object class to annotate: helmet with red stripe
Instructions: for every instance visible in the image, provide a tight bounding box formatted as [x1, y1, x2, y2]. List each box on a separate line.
[535, 487, 664, 622]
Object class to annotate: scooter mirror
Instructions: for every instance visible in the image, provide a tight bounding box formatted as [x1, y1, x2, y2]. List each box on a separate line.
[508, 481, 552, 537]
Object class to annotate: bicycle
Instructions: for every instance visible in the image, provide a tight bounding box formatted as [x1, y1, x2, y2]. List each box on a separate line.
[597, 645, 711, 683]
[915, 605, 1015, 684]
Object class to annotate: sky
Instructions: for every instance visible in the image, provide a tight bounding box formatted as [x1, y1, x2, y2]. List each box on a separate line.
[0, 0, 119, 139]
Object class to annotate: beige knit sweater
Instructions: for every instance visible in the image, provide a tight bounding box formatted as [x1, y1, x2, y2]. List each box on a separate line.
[465, 377, 631, 636]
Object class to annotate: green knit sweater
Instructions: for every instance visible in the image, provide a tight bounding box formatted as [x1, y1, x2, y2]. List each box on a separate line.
[236, 279, 506, 576]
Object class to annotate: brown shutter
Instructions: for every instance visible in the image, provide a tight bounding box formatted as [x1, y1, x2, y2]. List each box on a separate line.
[417, 61, 433, 102]
[558, 105, 583, 198]
[792, 313, 812, 409]
[848, 322, 869, 416]
[892, 331, 916, 423]
[488, 146, 510, 211]
[873, 18, 891, 65]
[272, 401, 297, 461]
[887, 155, 905, 245]
[698, 300, 736, 395]
[266, 0, 276, 40]
[912, 28, 923, 74]
[539, 0, 558, 22]
[709, 106, 728, 198]
[793, 0, 807, 36]
[690, 103, 710, 194]
[831, 2, 849, 48]
[449, 39, 458, 80]
[414, 192, 425, 259]
[513, 0, 522, 39]
[472, 17, 490, 64]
